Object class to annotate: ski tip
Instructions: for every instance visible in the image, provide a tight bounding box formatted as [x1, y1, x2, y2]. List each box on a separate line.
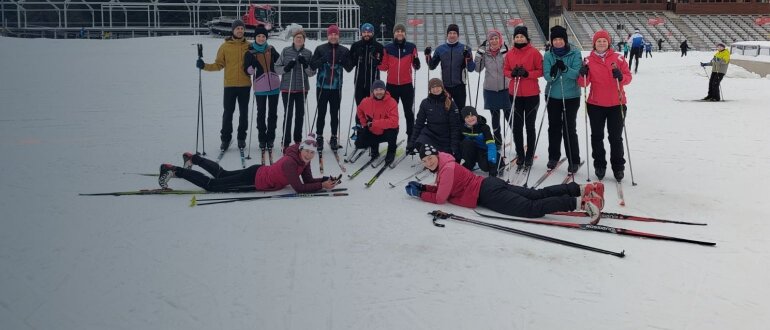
[619, 200, 626, 206]
[189, 195, 197, 207]
[616, 250, 626, 258]
[387, 183, 396, 188]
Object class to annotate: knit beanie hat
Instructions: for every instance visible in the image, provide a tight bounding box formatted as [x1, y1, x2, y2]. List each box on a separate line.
[254, 24, 269, 38]
[299, 134, 318, 152]
[231, 19, 245, 33]
[327, 24, 340, 35]
[428, 78, 444, 90]
[514, 26, 529, 41]
[447, 24, 460, 35]
[393, 23, 406, 34]
[550, 25, 568, 44]
[461, 106, 478, 118]
[371, 79, 386, 92]
[592, 30, 611, 48]
[418, 144, 439, 160]
[487, 29, 502, 42]
[292, 28, 306, 39]
[361, 23, 374, 33]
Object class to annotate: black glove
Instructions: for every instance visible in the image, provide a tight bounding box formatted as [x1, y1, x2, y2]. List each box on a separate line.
[196, 59, 205, 69]
[283, 60, 296, 71]
[297, 56, 308, 67]
[424, 47, 432, 57]
[371, 51, 382, 65]
[412, 57, 421, 70]
[555, 60, 566, 72]
[612, 67, 623, 81]
[549, 65, 559, 78]
[511, 67, 518, 78]
[463, 48, 471, 59]
[579, 65, 589, 77]
[519, 67, 529, 78]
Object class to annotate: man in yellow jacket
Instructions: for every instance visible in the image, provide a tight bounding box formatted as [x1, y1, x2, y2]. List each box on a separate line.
[197, 20, 252, 151]
[700, 43, 730, 102]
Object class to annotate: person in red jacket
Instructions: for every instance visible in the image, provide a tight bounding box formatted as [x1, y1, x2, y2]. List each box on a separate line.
[577, 30, 632, 181]
[405, 144, 605, 222]
[353, 80, 400, 164]
[503, 26, 543, 167]
[157, 135, 340, 192]
[378, 23, 420, 140]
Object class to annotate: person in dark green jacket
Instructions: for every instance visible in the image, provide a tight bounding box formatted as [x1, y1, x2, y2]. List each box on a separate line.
[543, 25, 582, 174]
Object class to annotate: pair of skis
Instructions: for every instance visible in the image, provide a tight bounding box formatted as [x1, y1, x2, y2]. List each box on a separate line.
[80, 185, 257, 196]
[190, 187, 348, 206]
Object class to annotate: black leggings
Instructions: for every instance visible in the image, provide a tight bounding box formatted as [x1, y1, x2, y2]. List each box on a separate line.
[281, 92, 306, 147]
[707, 72, 725, 101]
[512, 95, 540, 160]
[222, 87, 251, 142]
[315, 88, 342, 138]
[256, 94, 280, 145]
[488, 107, 512, 147]
[477, 177, 579, 218]
[587, 103, 626, 170]
[387, 83, 416, 137]
[175, 154, 259, 192]
[546, 97, 581, 165]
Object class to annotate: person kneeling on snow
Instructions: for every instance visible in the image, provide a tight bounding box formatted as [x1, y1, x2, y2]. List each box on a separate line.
[353, 79, 400, 164]
[405, 144, 604, 223]
[459, 106, 500, 177]
[158, 135, 340, 192]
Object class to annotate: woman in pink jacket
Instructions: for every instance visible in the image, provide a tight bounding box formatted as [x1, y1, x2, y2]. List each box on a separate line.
[158, 135, 340, 192]
[405, 144, 604, 222]
[577, 30, 632, 182]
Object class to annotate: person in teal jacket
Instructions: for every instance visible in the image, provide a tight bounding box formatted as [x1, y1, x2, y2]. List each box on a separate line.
[543, 26, 582, 174]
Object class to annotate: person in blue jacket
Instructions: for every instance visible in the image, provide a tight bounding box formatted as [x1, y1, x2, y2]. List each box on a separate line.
[628, 29, 645, 73]
[459, 106, 499, 176]
[543, 25, 582, 174]
[425, 24, 476, 109]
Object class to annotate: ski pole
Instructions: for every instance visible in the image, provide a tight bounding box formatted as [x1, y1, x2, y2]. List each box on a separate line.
[280, 62, 296, 151]
[611, 62, 637, 186]
[505, 76, 521, 183]
[246, 94, 256, 159]
[196, 43, 207, 155]
[582, 59, 591, 182]
[474, 49, 483, 109]
[344, 64, 360, 156]
[559, 74, 575, 171]
[522, 82, 550, 187]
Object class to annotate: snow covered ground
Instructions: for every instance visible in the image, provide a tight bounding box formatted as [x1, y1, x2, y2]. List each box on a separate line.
[1, 36, 769, 329]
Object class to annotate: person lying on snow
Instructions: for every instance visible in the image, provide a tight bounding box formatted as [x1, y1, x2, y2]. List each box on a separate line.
[158, 134, 340, 193]
[405, 144, 605, 223]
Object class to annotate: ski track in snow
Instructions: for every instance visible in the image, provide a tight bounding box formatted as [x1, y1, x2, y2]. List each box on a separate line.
[1, 35, 769, 329]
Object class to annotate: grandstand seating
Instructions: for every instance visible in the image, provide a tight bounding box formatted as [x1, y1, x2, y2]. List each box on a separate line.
[681, 15, 770, 49]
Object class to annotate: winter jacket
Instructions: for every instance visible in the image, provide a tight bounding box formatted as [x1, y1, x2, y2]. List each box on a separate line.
[461, 116, 497, 156]
[349, 39, 384, 90]
[503, 43, 543, 97]
[644, 42, 652, 52]
[543, 43, 582, 100]
[680, 41, 690, 51]
[203, 37, 251, 87]
[704, 49, 731, 74]
[310, 42, 354, 90]
[420, 152, 484, 208]
[429, 42, 477, 88]
[276, 45, 315, 93]
[254, 144, 325, 193]
[379, 39, 420, 86]
[356, 92, 400, 135]
[630, 32, 644, 48]
[577, 49, 632, 107]
[474, 43, 510, 92]
[243, 43, 281, 95]
[411, 92, 462, 153]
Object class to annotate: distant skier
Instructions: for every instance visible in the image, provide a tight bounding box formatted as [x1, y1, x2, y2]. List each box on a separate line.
[700, 43, 730, 102]
[628, 29, 645, 73]
[405, 144, 605, 223]
[158, 135, 340, 192]
[197, 20, 251, 152]
[680, 39, 690, 57]
[657, 38, 664, 52]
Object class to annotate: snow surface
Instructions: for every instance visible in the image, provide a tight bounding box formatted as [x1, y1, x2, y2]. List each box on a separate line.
[1, 36, 769, 329]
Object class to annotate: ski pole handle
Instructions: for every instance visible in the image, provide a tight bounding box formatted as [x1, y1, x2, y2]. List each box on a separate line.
[197, 44, 203, 59]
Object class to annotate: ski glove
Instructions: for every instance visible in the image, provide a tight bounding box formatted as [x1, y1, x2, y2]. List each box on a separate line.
[196, 59, 205, 69]
[297, 56, 309, 67]
[487, 143, 498, 164]
[463, 48, 472, 59]
[283, 60, 296, 71]
[579, 65, 589, 77]
[405, 182, 423, 198]
[700, 62, 708, 67]
[519, 67, 529, 78]
[612, 68, 623, 81]
[555, 59, 566, 72]
[424, 47, 432, 57]
[406, 143, 416, 155]
[412, 57, 421, 70]
[549, 65, 559, 78]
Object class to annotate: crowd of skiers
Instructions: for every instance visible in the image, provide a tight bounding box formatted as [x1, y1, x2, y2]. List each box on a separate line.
[156, 20, 732, 221]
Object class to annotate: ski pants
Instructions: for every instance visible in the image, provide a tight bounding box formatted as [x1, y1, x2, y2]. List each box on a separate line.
[315, 88, 342, 138]
[645, 50, 652, 58]
[547, 97, 581, 166]
[221, 86, 251, 143]
[175, 154, 260, 192]
[707, 72, 725, 101]
[281, 92, 306, 147]
[587, 103, 626, 171]
[445, 84, 467, 110]
[354, 127, 398, 157]
[461, 140, 498, 176]
[477, 177, 579, 218]
[511, 95, 540, 161]
[681, 49, 688, 57]
[628, 47, 643, 72]
[256, 93, 279, 145]
[387, 83, 416, 137]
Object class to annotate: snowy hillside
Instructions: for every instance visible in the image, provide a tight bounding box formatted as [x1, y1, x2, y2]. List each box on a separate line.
[1, 35, 769, 329]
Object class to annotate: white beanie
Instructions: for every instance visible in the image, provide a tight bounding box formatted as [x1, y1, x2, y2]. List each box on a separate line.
[299, 134, 318, 152]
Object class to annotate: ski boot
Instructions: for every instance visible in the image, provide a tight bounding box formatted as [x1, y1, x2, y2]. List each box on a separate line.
[158, 164, 176, 189]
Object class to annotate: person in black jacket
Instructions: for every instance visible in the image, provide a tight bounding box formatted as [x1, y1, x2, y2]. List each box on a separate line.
[243, 25, 281, 153]
[309, 24, 354, 151]
[349, 23, 384, 108]
[408, 78, 462, 160]
[459, 106, 499, 176]
[680, 39, 690, 57]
